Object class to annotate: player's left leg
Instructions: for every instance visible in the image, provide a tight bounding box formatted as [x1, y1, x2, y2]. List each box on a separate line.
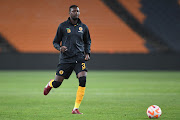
[72, 71, 87, 114]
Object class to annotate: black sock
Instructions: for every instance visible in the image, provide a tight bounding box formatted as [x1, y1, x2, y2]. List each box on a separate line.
[79, 76, 86, 87]
[52, 81, 62, 88]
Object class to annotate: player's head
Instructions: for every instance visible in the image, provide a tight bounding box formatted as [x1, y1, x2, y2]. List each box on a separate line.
[69, 5, 80, 20]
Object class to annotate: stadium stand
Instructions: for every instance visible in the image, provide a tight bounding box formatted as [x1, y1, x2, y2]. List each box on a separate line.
[103, 0, 172, 53]
[117, 0, 180, 53]
[0, 0, 148, 53]
[141, 0, 180, 52]
[118, 0, 146, 23]
[0, 34, 17, 53]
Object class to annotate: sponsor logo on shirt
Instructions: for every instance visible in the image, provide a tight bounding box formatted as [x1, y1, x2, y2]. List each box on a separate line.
[78, 27, 83, 33]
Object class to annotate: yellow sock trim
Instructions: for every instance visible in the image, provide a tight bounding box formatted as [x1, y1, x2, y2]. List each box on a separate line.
[49, 79, 54, 88]
[74, 103, 80, 109]
[74, 86, 86, 109]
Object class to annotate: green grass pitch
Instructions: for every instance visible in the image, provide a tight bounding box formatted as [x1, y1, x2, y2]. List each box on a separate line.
[0, 70, 180, 120]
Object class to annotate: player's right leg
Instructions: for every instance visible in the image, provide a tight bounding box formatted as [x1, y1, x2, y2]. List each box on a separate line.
[43, 75, 64, 95]
[43, 63, 73, 95]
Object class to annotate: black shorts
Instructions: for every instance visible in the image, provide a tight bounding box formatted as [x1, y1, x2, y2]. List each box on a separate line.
[56, 62, 88, 79]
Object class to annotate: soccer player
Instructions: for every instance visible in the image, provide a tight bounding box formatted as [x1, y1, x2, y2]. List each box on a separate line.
[43, 5, 91, 114]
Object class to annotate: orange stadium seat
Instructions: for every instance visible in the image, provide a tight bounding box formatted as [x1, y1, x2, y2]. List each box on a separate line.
[0, 0, 148, 53]
[118, 0, 146, 23]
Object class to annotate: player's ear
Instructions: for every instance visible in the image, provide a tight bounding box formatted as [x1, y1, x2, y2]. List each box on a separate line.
[69, 8, 72, 14]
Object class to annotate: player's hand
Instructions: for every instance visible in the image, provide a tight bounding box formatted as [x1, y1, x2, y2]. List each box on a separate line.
[85, 54, 90, 61]
[60, 46, 68, 52]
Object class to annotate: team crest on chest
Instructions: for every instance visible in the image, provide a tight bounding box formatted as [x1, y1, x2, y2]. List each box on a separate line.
[66, 28, 71, 33]
[78, 27, 83, 33]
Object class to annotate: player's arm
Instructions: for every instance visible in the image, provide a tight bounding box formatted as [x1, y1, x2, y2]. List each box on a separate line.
[83, 25, 91, 61]
[53, 24, 63, 51]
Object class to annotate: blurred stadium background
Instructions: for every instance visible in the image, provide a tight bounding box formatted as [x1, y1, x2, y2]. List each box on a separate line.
[0, 0, 180, 70]
[0, 0, 180, 120]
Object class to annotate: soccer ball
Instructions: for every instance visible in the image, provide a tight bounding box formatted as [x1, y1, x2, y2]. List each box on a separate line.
[147, 105, 162, 118]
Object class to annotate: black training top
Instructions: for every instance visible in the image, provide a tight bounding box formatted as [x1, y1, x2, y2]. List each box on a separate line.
[53, 17, 91, 64]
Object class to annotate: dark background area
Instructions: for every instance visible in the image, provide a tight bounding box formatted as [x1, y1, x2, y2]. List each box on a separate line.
[0, 53, 179, 70]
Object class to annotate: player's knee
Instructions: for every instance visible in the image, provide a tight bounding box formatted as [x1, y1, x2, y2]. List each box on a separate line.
[79, 76, 86, 87]
[77, 71, 87, 78]
[52, 81, 62, 88]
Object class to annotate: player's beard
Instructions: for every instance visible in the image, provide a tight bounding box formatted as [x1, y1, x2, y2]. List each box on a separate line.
[72, 17, 78, 21]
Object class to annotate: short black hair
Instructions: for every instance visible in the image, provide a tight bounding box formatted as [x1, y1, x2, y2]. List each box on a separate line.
[69, 5, 78, 12]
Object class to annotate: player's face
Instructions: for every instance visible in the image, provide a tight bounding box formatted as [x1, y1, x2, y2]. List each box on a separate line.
[69, 7, 80, 20]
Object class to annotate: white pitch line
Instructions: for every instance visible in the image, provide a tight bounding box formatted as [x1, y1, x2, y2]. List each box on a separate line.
[94, 93, 178, 96]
